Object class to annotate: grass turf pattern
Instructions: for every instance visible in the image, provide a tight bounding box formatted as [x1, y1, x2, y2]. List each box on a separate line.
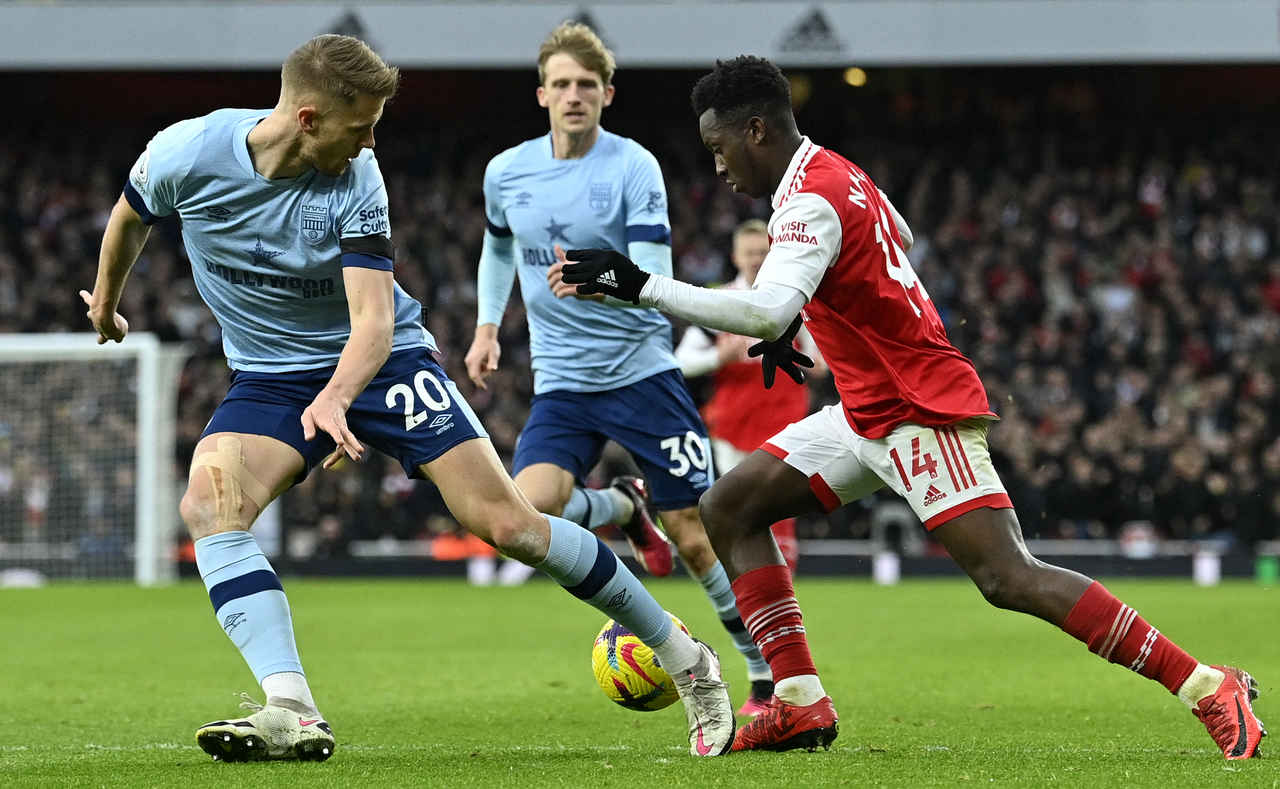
[1, 578, 1276, 787]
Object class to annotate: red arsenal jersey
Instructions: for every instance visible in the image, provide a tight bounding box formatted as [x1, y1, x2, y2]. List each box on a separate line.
[753, 138, 993, 438]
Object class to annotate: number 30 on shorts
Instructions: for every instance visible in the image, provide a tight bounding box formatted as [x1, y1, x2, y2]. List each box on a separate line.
[660, 431, 710, 477]
[386, 369, 452, 431]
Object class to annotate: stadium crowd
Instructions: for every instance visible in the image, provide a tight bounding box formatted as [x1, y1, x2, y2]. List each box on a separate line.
[2, 70, 1276, 555]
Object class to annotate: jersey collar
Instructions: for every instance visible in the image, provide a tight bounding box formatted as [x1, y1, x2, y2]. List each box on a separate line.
[545, 128, 610, 161]
[235, 112, 313, 185]
[771, 136, 819, 210]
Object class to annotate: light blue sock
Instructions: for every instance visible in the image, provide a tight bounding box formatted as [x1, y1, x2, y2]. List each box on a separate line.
[195, 531, 304, 683]
[561, 487, 626, 530]
[698, 561, 772, 680]
[537, 516, 672, 646]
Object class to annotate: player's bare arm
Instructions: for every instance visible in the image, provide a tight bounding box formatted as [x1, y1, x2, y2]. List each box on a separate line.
[464, 323, 502, 390]
[302, 265, 394, 467]
[81, 193, 150, 344]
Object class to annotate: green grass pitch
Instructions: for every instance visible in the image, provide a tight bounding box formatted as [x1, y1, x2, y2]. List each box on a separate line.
[1, 577, 1277, 787]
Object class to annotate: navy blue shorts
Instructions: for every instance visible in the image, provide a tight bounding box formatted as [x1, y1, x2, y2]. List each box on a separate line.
[203, 347, 487, 482]
[512, 369, 713, 511]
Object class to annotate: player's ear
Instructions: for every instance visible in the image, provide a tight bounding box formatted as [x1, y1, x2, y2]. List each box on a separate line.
[297, 105, 320, 134]
[536, 85, 549, 109]
[602, 84, 616, 108]
[746, 116, 767, 145]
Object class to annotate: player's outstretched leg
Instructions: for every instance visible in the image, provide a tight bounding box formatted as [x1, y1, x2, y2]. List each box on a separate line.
[183, 434, 333, 763]
[699, 453, 840, 752]
[425, 438, 734, 756]
[935, 507, 1266, 760]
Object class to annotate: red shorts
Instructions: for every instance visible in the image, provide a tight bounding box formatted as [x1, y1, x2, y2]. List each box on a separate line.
[762, 406, 1011, 529]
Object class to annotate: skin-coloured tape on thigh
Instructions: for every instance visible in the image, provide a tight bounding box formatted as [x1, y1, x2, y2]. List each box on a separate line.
[190, 436, 272, 527]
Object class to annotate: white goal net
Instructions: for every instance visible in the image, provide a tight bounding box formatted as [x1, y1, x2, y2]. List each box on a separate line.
[0, 333, 185, 585]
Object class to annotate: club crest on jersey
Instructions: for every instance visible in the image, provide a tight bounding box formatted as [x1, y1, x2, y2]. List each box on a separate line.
[300, 204, 329, 245]
[589, 182, 613, 214]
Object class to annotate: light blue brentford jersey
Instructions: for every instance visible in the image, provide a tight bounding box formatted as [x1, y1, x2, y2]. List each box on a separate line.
[125, 108, 433, 371]
[484, 129, 677, 393]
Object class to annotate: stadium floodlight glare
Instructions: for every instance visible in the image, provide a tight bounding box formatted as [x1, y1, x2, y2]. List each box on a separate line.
[0, 333, 186, 585]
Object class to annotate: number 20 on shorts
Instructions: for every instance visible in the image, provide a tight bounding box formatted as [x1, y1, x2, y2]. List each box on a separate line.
[386, 369, 452, 431]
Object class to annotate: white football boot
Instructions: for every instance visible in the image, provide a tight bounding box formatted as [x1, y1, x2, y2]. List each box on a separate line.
[672, 640, 736, 756]
[196, 693, 335, 762]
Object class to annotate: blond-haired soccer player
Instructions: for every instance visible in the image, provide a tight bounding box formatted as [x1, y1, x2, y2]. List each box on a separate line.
[81, 34, 734, 763]
[466, 22, 776, 716]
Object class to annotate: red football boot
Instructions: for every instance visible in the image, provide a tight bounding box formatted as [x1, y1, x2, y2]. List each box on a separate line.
[732, 695, 838, 752]
[1193, 665, 1266, 759]
[610, 476, 674, 577]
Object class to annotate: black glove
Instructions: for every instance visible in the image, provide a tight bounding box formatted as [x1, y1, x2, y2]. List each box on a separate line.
[561, 249, 651, 304]
[747, 315, 815, 388]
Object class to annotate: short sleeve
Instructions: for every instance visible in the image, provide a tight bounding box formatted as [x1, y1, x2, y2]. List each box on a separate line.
[753, 193, 842, 301]
[124, 117, 203, 224]
[482, 153, 512, 238]
[337, 151, 391, 241]
[622, 144, 671, 245]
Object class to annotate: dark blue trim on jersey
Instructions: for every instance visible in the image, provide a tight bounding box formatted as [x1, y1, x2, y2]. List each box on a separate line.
[566, 538, 616, 600]
[625, 224, 671, 245]
[208, 569, 283, 610]
[122, 181, 158, 226]
[486, 220, 513, 238]
[340, 251, 394, 271]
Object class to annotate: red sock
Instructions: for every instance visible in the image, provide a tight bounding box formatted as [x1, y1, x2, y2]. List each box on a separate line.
[731, 564, 817, 683]
[1061, 581, 1198, 693]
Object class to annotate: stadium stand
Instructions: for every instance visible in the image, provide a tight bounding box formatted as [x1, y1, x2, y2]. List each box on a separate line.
[2, 67, 1276, 556]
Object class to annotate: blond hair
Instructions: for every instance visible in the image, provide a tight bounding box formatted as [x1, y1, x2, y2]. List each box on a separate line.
[734, 218, 769, 242]
[537, 22, 616, 86]
[281, 34, 400, 105]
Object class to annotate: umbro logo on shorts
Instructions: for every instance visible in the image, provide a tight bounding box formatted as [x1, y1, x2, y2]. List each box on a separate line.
[923, 484, 947, 507]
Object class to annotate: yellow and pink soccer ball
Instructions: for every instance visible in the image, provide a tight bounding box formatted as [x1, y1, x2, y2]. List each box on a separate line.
[591, 614, 689, 711]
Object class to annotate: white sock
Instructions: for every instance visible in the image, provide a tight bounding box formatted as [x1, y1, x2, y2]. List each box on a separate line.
[650, 619, 702, 675]
[262, 671, 319, 716]
[775, 674, 825, 707]
[1176, 664, 1225, 709]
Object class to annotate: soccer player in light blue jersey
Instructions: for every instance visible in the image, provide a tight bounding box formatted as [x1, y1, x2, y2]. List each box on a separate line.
[465, 22, 774, 715]
[81, 34, 734, 763]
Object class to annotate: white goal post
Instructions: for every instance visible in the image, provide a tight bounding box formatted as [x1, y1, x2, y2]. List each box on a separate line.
[0, 333, 186, 585]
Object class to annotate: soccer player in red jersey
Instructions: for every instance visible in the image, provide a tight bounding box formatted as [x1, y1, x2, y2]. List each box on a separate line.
[558, 56, 1265, 759]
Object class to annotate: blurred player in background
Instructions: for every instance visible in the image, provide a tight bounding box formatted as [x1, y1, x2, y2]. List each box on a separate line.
[466, 22, 775, 713]
[674, 218, 827, 580]
[81, 34, 735, 762]
[559, 56, 1265, 759]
